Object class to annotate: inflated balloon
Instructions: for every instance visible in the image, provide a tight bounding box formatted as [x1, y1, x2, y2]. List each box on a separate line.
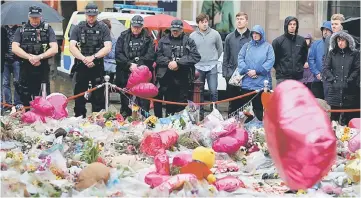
[348, 132, 360, 153]
[261, 92, 273, 110]
[21, 111, 45, 124]
[229, 127, 249, 147]
[214, 176, 245, 192]
[126, 65, 152, 89]
[212, 136, 241, 154]
[264, 80, 336, 190]
[140, 133, 164, 156]
[129, 83, 159, 98]
[145, 172, 170, 188]
[157, 129, 179, 149]
[31, 96, 54, 117]
[155, 153, 170, 175]
[172, 153, 192, 167]
[349, 118, 360, 129]
[46, 93, 68, 119]
[155, 174, 198, 193]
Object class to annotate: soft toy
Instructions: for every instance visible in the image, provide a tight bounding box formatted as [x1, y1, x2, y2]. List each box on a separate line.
[180, 146, 216, 184]
[75, 162, 111, 191]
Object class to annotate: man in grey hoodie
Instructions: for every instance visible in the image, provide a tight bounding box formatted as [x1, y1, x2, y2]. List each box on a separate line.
[190, 13, 223, 119]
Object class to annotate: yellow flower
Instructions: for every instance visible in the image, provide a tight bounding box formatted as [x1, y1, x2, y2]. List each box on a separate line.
[32, 180, 39, 186]
[105, 121, 113, 128]
[28, 164, 36, 172]
[56, 176, 62, 180]
[296, 189, 306, 195]
[132, 105, 139, 112]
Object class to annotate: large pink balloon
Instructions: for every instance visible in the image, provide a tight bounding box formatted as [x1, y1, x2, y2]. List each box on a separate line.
[46, 93, 68, 119]
[129, 83, 159, 98]
[264, 80, 336, 190]
[30, 96, 54, 117]
[126, 65, 152, 89]
[348, 118, 360, 129]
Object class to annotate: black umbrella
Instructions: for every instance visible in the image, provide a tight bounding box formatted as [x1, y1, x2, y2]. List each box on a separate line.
[1, 1, 64, 25]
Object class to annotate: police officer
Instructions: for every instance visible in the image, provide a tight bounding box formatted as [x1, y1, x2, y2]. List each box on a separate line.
[115, 15, 155, 118]
[69, 3, 112, 118]
[12, 6, 58, 107]
[154, 19, 201, 117]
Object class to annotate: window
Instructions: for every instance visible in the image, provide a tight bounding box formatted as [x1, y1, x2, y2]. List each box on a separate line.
[118, 20, 126, 25]
[328, 1, 360, 19]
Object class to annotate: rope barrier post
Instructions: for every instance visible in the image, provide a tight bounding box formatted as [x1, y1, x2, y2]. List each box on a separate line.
[263, 80, 269, 93]
[41, 83, 47, 98]
[192, 74, 204, 124]
[104, 75, 110, 112]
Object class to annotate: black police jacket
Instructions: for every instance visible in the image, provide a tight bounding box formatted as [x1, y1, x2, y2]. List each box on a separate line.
[156, 33, 201, 83]
[115, 28, 155, 72]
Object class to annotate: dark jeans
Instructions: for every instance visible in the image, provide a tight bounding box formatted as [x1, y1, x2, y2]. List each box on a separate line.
[304, 81, 324, 99]
[73, 63, 105, 118]
[227, 83, 242, 114]
[2, 60, 21, 105]
[198, 66, 218, 119]
[238, 89, 264, 121]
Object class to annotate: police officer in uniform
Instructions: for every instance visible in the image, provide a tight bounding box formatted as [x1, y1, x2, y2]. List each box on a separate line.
[69, 3, 112, 117]
[154, 19, 201, 117]
[115, 15, 155, 117]
[12, 6, 58, 107]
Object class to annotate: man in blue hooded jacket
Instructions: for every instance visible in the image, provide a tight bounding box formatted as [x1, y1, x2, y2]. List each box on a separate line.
[308, 21, 332, 99]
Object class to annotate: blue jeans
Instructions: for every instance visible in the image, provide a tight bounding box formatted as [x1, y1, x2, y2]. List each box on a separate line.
[2, 61, 21, 105]
[198, 66, 218, 118]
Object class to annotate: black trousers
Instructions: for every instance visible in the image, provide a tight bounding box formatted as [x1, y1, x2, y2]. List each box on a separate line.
[304, 81, 324, 99]
[16, 61, 50, 107]
[227, 84, 243, 114]
[73, 63, 105, 118]
[238, 89, 264, 121]
[154, 78, 188, 118]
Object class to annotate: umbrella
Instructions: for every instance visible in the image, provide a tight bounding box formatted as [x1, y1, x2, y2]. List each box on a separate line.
[144, 14, 194, 33]
[1, 1, 64, 25]
[98, 17, 127, 38]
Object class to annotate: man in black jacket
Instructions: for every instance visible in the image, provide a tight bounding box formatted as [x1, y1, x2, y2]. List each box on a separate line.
[115, 15, 155, 118]
[154, 19, 201, 117]
[222, 12, 251, 114]
[272, 16, 308, 85]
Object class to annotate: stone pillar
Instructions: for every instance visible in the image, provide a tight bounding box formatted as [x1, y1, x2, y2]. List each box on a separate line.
[177, 0, 182, 18]
[279, 0, 298, 20]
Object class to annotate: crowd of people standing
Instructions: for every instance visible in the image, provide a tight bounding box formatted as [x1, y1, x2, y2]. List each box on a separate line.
[1, 3, 360, 126]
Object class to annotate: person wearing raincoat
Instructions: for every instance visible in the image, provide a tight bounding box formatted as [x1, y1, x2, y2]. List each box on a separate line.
[102, 19, 117, 84]
[237, 25, 275, 121]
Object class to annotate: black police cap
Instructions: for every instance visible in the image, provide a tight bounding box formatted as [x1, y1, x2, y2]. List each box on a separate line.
[28, 6, 42, 17]
[171, 19, 183, 31]
[131, 15, 144, 27]
[85, 3, 99, 16]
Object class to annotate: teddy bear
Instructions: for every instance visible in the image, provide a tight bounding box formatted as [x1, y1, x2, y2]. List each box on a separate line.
[180, 146, 216, 184]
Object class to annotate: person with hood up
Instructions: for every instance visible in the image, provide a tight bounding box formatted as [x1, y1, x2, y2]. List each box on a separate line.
[308, 21, 333, 99]
[237, 25, 275, 121]
[322, 31, 360, 125]
[115, 15, 155, 118]
[300, 34, 314, 89]
[272, 16, 308, 84]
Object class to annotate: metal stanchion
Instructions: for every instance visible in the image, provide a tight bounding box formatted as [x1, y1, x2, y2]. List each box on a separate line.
[192, 76, 204, 124]
[41, 83, 47, 98]
[263, 80, 269, 93]
[104, 75, 110, 112]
